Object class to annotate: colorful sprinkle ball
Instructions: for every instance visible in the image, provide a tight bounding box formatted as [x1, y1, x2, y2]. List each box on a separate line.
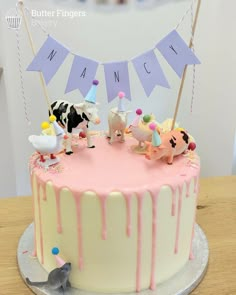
[143, 114, 151, 123]
[41, 121, 50, 130]
[136, 109, 142, 116]
[149, 122, 157, 131]
[52, 247, 59, 255]
[93, 80, 99, 85]
[49, 115, 57, 122]
[118, 91, 125, 99]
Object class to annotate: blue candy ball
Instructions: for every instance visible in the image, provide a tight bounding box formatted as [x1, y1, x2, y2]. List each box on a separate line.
[52, 247, 59, 255]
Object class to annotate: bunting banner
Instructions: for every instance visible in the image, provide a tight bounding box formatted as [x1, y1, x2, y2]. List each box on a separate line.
[132, 50, 170, 97]
[26, 29, 200, 100]
[156, 30, 200, 78]
[65, 55, 99, 97]
[27, 35, 69, 84]
[103, 61, 131, 102]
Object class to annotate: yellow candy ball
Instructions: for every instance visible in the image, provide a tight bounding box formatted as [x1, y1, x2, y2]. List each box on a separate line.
[41, 121, 50, 130]
[49, 115, 56, 122]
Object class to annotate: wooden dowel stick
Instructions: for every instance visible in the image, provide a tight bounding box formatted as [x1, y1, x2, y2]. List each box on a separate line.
[18, 0, 53, 115]
[171, 0, 201, 130]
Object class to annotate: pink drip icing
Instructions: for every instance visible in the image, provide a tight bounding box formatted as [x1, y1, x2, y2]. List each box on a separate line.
[136, 193, 143, 292]
[186, 180, 191, 197]
[174, 187, 183, 254]
[189, 194, 197, 260]
[194, 176, 198, 193]
[36, 180, 44, 264]
[171, 188, 177, 216]
[41, 182, 47, 201]
[54, 187, 62, 234]
[74, 193, 84, 270]
[124, 193, 132, 237]
[31, 175, 37, 257]
[100, 194, 108, 240]
[149, 190, 159, 290]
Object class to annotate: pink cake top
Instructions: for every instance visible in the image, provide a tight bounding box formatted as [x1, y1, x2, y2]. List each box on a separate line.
[30, 135, 200, 197]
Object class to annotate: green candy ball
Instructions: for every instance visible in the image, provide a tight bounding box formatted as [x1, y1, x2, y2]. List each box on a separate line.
[143, 114, 151, 123]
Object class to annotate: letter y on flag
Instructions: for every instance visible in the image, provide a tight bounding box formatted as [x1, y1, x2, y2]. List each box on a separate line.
[156, 30, 200, 78]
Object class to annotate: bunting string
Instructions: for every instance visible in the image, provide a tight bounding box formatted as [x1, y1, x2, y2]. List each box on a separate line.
[175, 0, 195, 30]
[20, 0, 201, 105]
[15, 22, 31, 126]
[171, 0, 201, 129]
[19, 1, 53, 114]
[24, 6, 48, 36]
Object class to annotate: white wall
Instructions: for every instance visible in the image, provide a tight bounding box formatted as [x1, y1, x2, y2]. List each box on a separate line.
[0, 0, 236, 197]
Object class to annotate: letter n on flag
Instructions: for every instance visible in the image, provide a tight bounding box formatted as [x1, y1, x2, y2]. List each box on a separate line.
[132, 50, 170, 97]
[65, 55, 99, 97]
[27, 35, 69, 84]
[156, 30, 200, 78]
[103, 61, 131, 102]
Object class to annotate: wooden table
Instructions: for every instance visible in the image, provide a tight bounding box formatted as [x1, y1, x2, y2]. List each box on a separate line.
[0, 176, 236, 294]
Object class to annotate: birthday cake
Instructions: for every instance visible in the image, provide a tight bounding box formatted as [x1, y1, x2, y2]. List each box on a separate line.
[28, 83, 200, 293]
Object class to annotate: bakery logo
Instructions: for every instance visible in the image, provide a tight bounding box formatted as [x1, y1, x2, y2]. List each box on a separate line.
[4, 8, 87, 29]
[5, 8, 22, 30]
[30, 9, 87, 28]
[31, 9, 87, 19]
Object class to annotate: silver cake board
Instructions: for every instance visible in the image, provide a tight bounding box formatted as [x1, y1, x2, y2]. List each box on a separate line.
[17, 223, 209, 295]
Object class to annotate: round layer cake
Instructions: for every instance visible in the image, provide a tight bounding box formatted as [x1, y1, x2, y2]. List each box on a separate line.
[30, 134, 200, 293]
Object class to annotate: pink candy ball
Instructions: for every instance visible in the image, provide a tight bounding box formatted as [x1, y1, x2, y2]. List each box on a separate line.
[149, 122, 157, 131]
[79, 131, 86, 138]
[188, 142, 196, 151]
[136, 109, 142, 115]
[118, 92, 125, 99]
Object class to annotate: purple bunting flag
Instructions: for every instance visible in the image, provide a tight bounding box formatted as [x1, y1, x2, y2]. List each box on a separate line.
[27, 35, 69, 84]
[103, 61, 131, 102]
[156, 30, 200, 78]
[65, 55, 99, 97]
[132, 50, 170, 97]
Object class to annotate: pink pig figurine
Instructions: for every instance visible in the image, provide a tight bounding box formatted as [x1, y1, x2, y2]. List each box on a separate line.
[145, 123, 190, 165]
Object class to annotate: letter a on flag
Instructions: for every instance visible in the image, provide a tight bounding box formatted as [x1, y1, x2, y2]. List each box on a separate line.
[65, 55, 99, 97]
[103, 61, 131, 102]
[132, 50, 170, 97]
[27, 35, 69, 84]
[156, 30, 200, 78]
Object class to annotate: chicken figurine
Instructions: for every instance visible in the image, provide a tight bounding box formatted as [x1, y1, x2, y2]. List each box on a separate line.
[128, 109, 159, 154]
[29, 115, 68, 166]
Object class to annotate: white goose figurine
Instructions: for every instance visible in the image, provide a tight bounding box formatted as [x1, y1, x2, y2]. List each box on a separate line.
[29, 116, 67, 163]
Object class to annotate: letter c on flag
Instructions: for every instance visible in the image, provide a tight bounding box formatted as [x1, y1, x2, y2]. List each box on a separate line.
[144, 62, 151, 74]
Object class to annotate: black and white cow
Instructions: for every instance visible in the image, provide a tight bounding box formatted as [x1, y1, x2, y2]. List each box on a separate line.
[51, 100, 100, 155]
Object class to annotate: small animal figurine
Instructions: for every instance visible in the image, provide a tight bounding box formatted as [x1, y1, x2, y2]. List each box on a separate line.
[26, 262, 71, 293]
[107, 92, 131, 144]
[51, 80, 101, 155]
[145, 123, 190, 164]
[129, 109, 159, 153]
[28, 116, 68, 163]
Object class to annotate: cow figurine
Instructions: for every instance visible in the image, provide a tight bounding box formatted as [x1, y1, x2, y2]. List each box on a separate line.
[107, 92, 131, 144]
[145, 123, 190, 165]
[51, 80, 100, 155]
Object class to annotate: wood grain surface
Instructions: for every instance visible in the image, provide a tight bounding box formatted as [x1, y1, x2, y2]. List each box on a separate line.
[0, 176, 236, 295]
